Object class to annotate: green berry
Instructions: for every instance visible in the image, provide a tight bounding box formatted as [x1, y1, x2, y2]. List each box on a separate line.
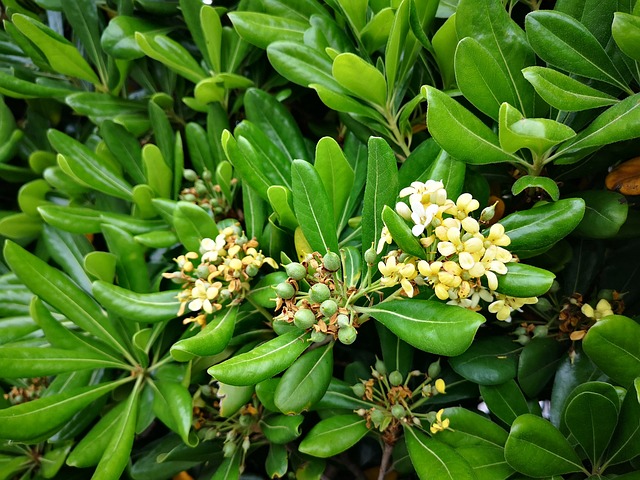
[202, 169, 212, 182]
[338, 325, 357, 345]
[285, 262, 307, 281]
[391, 404, 406, 419]
[370, 408, 385, 426]
[294, 308, 316, 330]
[319, 299, 338, 317]
[182, 193, 197, 202]
[533, 325, 548, 338]
[389, 370, 403, 386]
[245, 264, 259, 277]
[310, 330, 326, 343]
[309, 283, 331, 303]
[223, 442, 236, 457]
[183, 169, 198, 182]
[322, 251, 341, 272]
[275, 282, 295, 300]
[351, 383, 365, 397]
[364, 247, 377, 265]
[238, 414, 253, 427]
[336, 314, 350, 328]
[375, 358, 387, 376]
[516, 334, 530, 345]
[427, 360, 441, 379]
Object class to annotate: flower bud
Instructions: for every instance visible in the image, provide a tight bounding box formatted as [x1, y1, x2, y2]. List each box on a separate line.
[396, 202, 412, 221]
[238, 414, 253, 427]
[195, 180, 208, 195]
[375, 358, 387, 376]
[516, 334, 530, 345]
[391, 404, 406, 419]
[183, 169, 198, 182]
[202, 169, 212, 182]
[364, 246, 377, 265]
[480, 202, 497, 223]
[309, 283, 331, 303]
[245, 264, 259, 277]
[322, 251, 341, 272]
[351, 383, 366, 397]
[223, 441, 236, 457]
[275, 282, 295, 300]
[293, 308, 316, 330]
[533, 325, 548, 338]
[370, 408, 385, 426]
[196, 265, 210, 278]
[338, 325, 357, 345]
[285, 262, 307, 281]
[356, 408, 367, 416]
[182, 193, 197, 202]
[389, 370, 403, 386]
[427, 359, 441, 379]
[319, 299, 338, 317]
[242, 436, 251, 452]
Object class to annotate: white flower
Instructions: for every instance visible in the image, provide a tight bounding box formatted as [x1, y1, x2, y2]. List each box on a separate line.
[410, 200, 439, 236]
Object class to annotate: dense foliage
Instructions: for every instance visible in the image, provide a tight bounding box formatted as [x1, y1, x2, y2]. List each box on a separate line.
[1, 0, 640, 479]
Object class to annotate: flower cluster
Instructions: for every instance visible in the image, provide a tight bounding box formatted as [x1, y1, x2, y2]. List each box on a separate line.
[378, 180, 537, 322]
[164, 225, 277, 326]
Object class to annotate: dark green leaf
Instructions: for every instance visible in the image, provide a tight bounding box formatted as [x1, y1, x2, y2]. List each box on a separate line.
[170, 306, 237, 361]
[173, 201, 218, 253]
[298, 414, 368, 458]
[449, 336, 519, 385]
[496, 262, 555, 297]
[260, 414, 304, 444]
[381, 206, 425, 258]
[480, 380, 530, 426]
[92, 281, 179, 323]
[570, 190, 628, 238]
[228, 12, 307, 50]
[518, 337, 567, 397]
[436, 407, 509, 448]
[511, 175, 560, 201]
[606, 379, 640, 465]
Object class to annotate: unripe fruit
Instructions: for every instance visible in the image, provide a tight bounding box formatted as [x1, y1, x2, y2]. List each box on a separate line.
[389, 370, 403, 386]
[245, 264, 259, 277]
[238, 414, 253, 427]
[336, 314, 350, 328]
[309, 283, 331, 303]
[370, 408, 385, 425]
[391, 404, 406, 419]
[516, 334, 530, 345]
[364, 247, 377, 265]
[338, 325, 357, 345]
[285, 262, 307, 281]
[533, 325, 548, 338]
[275, 282, 295, 299]
[319, 299, 338, 317]
[322, 251, 341, 272]
[427, 359, 441, 379]
[310, 330, 326, 343]
[183, 169, 198, 182]
[223, 442, 236, 457]
[294, 308, 316, 330]
[375, 358, 387, 376]
[352, 383, 365, 397]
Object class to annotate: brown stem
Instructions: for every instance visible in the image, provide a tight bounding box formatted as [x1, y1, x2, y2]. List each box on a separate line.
[378, 442, 394, 480]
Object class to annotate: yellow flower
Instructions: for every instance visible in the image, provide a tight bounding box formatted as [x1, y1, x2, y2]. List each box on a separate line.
[581, 299, 614, 320]
[430, 409, 450, 434]
[377, 226, 393, 254]
[435, 378, 446, 394]
[488, 294, 538, 322]
[485, 223, 511, 247]
[446, 193, 480, 220]
[188, 279, 223, 314]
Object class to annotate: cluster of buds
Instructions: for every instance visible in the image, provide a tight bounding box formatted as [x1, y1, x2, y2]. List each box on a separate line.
[3, 377, 48, 405]
[378, 180, 538, 322]
[180, 169, 235, 218]
[273, 251, 360, 345]
[353, 359, 450, 442]
[163, 224, 277, 326]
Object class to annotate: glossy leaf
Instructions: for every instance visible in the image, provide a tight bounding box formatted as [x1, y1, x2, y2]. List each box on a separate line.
[246, 272, 288, 309]
[274, 343, 333, 414]
[432, 14, 458, 89]
[505, 414, 586, 477]
[228, 12, 306, 50]
[135, 33, 206, 83]
[498, 198, 585, 258]
[381, 205, 425, 258]
[0, 347, 125, 377]
[522, 66, 618, 112]
[151, 380, 194, 446]
[173, 201, 218, 253]
[298, 414, 368, 458]
[423, 86, 520, 165]
[92, 281, 179, 323]
[480, 380, 530, 426]
[101, 16, 169, 60]
[435, 407, 509, 448]
[612, 12, 640, 62]
[512, 175, 560, 202]
[360, 299, 485, 356]
[404, 426, 476, 480]
[0, 378, 130, 441]
[518, 337, 567, 397]
[332, 53, 387, 106]
[525, 11, 627, 90]
[495, 262, 555, 297]
[583, 315, 640, 387]
[170, 306, 237, 361]
[455, 445, 514, 480]
[208, 330, 310, 385]
[260, 414, 304, 444]
[292, 160, 339, 255]
[102, 224, 150, 293]
[449, 336, 519, 385]
[201, 6, 222, 72]
[606, 379, 640, 465]
[268, 185, 298, 231]
[315, 137, 355, 228]
[570, 190, 628, 238]
[361, 137, 398, 263]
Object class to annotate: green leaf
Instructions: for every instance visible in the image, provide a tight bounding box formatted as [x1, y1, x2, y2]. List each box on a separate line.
[454, 37, 519, 121]
[173, 201, 219, 253]
[564, 384, 619, 466]
[151, 380, 194, 446]
[456, 0, 536, 116]
[228, 12, 307, 50]
[312, 83, 387, 122]
[0, 71, 72, 99]
[42, 224, 92, 292]
[102, 224, 150, 293]
[315, 137, 355, 228]
[260, 414, 304, 444]
[512, 175, 560, 202]
[427, 150, 466, 200]
[92, 384, 140, 480]
[0, 347, 126, 377]
[570, 190, 628, 239]
[361, 137, 398, 263]
[268, 185, 298, 231]
[522, 66, 619, 112]
[292, 160, 339, 255]
[61, 0, 106, 81]
[498, 198, 586, 258]
[423, 86, 520, 165]
[498, 103, 576, 157]
[201, 6, 222, 72]
[142, 144, 172, 199]
[274, 343, 333, 414]
[48, 130, 133, 201]
[11, 14, 100, 84]
[266, 443, 288, 479]
[360, 299, 485, 356]
[495, 262, 555, 297]
[404, 426, 476, 480]
[606, 378, 640, 466]
[100, 120, 145, 185]
[381, 205, 425, 258]
[432, 14, 458, 90]
[92, 281, 179, 324]
[0, 378, 130, 441]
[208, 330, 310, 385]
[4, 241, 126, 353]
[135, 33, 206, 83]
[148, 101, 175, 171]
[435, 407, 509, 448]
[612, 12, 640, 62]
[170, 306, 237, 361]
[525, 11, 628, 91]
[505, 414, 586, 477]
[361, 7, 395, 53]
[101, 16, 170, 60]
[455, 445, 514, 480]
[332, 53, 387, 106]
[518, 337, 567, 398]
[298, 414, 369, 458]
[449, 336, 518, 385]
[480, 380, 531, 426]
[583, 315, 640, 387]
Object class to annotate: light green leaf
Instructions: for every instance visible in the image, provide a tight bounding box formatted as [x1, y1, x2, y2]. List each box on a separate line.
[512, 175, 560, 201]
[332, 53, 387, 106]
[172, 201, 219, 253]
[315, 137, 355, 227]
[228, 12, 307, 50]
[170, 306, 237, 362]
[135, 33, 206, 83]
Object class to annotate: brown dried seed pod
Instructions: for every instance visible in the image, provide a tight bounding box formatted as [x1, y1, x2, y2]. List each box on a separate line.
[606, 157, 640, 195]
